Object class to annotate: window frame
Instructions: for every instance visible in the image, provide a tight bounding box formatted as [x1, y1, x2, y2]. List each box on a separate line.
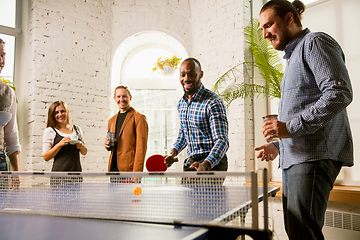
[0, 0, 22, 85]
[111, 31, 188, 172]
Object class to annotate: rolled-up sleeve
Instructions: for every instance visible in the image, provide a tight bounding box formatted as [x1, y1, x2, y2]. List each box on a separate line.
[285, 34, 352, 137]
[4, 89, 21, 156]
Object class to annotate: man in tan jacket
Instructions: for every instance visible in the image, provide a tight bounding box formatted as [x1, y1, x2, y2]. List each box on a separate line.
[104, 85, 148, 173]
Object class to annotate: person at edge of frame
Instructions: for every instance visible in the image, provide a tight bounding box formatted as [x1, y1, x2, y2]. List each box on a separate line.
[0, 38, 20, 189]
[255, 1, 353, 240]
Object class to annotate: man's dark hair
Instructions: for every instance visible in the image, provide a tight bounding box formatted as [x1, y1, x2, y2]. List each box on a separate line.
[0, 38, 5, 44]
[260, 0, 305, 27]
[183, 57, 202, 72]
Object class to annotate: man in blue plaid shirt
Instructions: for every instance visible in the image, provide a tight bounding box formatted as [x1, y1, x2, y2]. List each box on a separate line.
[164, 58, 229, 172]
[255, 1, 353, 240]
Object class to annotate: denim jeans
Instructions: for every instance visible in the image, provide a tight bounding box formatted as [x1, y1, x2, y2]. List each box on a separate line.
[0, 151, 9, 189]
[282, 160, 342, 240]
[0, 151, 8, 171]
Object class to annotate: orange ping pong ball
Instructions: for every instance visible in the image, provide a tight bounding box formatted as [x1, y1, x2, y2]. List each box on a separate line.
[133, 186, 142, 196]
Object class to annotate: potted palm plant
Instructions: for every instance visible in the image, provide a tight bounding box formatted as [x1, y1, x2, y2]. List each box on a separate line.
[213, 19, 283, 107]
[152, 55, 182, 75]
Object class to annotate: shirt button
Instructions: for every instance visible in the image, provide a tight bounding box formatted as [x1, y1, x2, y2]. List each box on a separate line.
[337, 81, 342, 85]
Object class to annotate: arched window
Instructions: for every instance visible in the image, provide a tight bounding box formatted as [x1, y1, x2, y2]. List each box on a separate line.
[111, 31, 188, 171]
[0, 0, 21, 88]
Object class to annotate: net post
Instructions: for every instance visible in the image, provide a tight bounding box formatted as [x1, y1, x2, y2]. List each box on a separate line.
[251, 171, 258, 229]
[263, 168, 269, 231]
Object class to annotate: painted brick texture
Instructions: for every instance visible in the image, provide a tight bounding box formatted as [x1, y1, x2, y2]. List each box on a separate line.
[189, 0, 250, 171]
[27, 0, 113, 171]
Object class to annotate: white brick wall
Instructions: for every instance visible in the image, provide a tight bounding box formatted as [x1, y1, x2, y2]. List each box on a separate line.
[26, 0, 113, 171]
[111, 0, 193, 57]
[189, 0, 250, 172]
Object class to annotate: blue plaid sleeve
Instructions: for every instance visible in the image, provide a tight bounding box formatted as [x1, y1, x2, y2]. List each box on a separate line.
[204, 98, 229, 168]
[172, 100, 187, 155]
[172, 122, 187, 155]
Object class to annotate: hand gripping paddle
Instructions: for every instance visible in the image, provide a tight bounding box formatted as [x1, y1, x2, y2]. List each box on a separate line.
[146, 154, 167, 172]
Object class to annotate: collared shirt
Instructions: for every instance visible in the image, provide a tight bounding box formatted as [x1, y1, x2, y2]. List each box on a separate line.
[4, 86, 21, 156]
[278, 28, 353, 169]
[172, 84, 229, 169]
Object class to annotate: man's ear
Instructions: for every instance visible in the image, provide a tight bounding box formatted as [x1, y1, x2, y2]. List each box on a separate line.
[285, 12, 294, 26]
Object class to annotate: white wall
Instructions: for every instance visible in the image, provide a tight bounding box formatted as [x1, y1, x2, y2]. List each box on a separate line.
[189, 0, 250, 172]
[111, 0, 192, 59]
[22, 0, 113, 171]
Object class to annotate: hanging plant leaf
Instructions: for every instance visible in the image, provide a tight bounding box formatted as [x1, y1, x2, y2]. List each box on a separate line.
[213, 19, 283, 107]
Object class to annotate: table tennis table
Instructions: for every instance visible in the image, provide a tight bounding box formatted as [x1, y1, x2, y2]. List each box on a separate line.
[0, 170, 279, 240]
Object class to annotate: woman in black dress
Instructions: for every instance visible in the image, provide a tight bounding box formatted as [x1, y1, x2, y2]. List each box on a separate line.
[42, 101, 87, 183]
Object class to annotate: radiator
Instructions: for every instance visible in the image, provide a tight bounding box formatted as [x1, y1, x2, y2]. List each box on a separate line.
[323, 210, 360, 240]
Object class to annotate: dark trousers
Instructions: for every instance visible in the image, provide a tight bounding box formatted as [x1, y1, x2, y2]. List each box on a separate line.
[0, 151, 9, 189]
[0, 151, 8, 171]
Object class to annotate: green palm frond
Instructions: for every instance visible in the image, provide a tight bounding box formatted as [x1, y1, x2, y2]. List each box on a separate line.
[217, 82, 270, 108]
[213, 62, 242, 93]
[213, 19, 283, 106]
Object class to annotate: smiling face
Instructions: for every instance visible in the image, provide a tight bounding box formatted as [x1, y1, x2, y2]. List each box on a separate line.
[259, 8, 293, 51]
[114, 88, 131, 113]
[0, 43, 6, 73]
[179, 60, 203, 99]
[54, 104, 68, 125]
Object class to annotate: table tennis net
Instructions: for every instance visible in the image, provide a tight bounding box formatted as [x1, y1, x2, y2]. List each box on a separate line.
[0, 171, 270, 228]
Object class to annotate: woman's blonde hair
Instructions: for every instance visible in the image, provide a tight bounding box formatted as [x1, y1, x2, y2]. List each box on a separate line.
[46, 101, 70, 128]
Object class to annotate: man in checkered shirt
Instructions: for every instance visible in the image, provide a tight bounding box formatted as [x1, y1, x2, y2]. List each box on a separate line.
[165, 58, 229, 173]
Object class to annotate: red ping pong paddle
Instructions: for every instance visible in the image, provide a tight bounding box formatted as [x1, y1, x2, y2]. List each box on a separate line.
[146, 154, 167, 172]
